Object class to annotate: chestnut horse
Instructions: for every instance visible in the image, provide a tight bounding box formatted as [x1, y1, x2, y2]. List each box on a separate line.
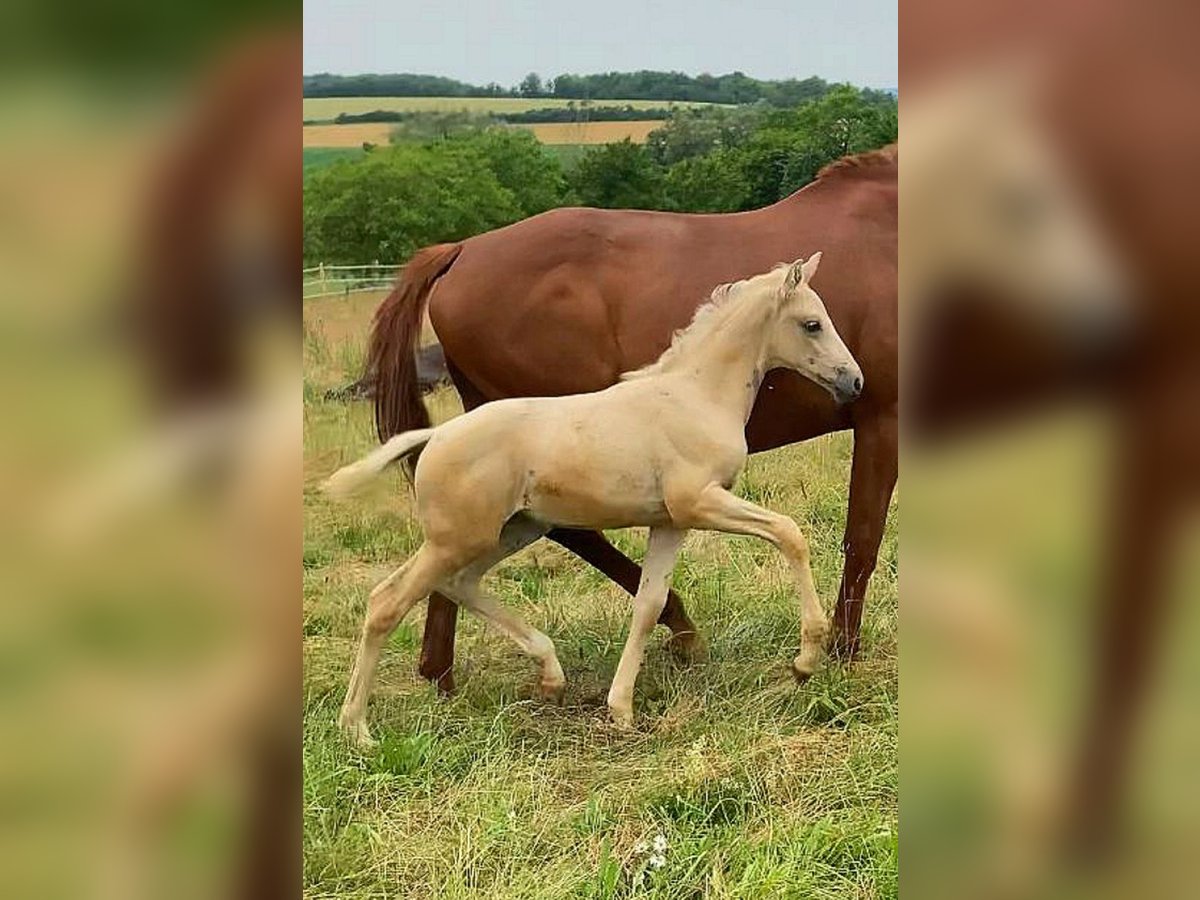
[367, 147, 898, 692]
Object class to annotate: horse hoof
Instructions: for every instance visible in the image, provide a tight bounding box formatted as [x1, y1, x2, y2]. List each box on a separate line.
[538, 678, 566, 704]
[791, 664, 814, 685]
[666, 630, 708, 663]
[828, 631, 861, 662]
[419, 668, 457, 696]
[608, 705, 635, 730]
[339, 715, 377, 750]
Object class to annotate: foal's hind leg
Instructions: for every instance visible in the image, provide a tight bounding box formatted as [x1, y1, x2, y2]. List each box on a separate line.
[340, 544, 457, 747]
[673, 482, 830, 681]
[439, 515, 565, 699]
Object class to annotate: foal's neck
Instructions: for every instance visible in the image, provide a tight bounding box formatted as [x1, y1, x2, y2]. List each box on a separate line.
[668, 299, 772, 424]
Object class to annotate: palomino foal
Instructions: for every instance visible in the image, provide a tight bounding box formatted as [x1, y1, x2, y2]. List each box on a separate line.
[326, 254, 863, 745]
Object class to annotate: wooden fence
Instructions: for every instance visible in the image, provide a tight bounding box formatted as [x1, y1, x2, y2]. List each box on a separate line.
[303, 262, 403, 299]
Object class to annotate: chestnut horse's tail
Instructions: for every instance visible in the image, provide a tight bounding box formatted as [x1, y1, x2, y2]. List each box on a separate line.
[366, 242, 463, 442]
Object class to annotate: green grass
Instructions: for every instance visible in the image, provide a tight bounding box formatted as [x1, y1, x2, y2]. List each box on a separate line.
[303, 306, 897, 898]
[303, 96, 718, 121]
[304, 147, 368, 173]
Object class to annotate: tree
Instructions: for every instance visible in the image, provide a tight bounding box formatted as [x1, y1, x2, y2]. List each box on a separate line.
[664, 150, 749, 212]
[518, 72, 544, 98]
[568, 140, 665, 209]
[302, 144, 521, 264]
[645, 105, 765, 166]
[448, 129, 568, 217]
[733, 86, 897, 207]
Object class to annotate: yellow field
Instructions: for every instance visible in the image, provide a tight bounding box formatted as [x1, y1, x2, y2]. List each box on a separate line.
[303, 120, 665, 148]
[303, 95, 710, 120]
[516, 120, 663, 144]
[303, 123, 393, 147]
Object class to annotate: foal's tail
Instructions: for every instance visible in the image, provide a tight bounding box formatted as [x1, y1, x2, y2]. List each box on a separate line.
[365, 243, 463, 443]
[321, 429, 436, 500]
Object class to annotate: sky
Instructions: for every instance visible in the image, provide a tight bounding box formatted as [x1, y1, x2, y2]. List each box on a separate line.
[303, 0, 897, 90]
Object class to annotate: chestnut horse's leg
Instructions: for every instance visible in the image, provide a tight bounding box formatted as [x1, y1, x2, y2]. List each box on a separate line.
[418, 360, 481, 696]
[418, 594, 459, 694]
[1064, 399, 1193, 857]
[831, 408, 898, 659]
[548, 528, 705, 659]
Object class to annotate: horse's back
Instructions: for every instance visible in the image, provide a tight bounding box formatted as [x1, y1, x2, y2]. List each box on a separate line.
[428, 207, 705, 398]
[424, 179, 897, 444]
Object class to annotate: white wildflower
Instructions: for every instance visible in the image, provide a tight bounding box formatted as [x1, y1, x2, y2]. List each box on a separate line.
[648, 853, 667, 869]
[652, 834, 668, 853]
[633, 839, 650, 855]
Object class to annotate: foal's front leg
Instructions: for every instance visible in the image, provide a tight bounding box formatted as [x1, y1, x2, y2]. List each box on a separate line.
[607, 527, 686, 728]
[674, 482, 830, 680]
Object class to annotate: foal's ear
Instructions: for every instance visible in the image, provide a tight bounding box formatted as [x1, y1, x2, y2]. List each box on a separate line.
[784, 259, 805, 292]
[800, 251, 822, 283]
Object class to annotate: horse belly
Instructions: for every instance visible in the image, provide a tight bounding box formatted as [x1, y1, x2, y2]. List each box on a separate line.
[525, 463, 670, 530]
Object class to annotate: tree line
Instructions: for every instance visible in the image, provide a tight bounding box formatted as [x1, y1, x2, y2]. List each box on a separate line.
[304, 70, 894, 107]
[318, 104, 677, 126]
[303, 87, 896, 266]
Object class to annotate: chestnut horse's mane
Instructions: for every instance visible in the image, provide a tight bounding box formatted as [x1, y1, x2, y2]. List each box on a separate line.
[816, 144, 897, 181]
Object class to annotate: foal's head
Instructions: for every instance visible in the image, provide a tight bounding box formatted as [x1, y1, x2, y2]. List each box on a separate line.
[766, 253, 864, 405]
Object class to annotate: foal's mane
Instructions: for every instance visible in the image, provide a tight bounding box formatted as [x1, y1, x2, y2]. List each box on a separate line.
[620, 267, 786, 381]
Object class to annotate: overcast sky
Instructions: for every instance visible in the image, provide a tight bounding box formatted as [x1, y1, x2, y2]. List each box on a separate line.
[304, 0, 896, 89]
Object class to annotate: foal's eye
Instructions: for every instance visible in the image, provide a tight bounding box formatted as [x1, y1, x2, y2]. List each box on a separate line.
[802, 320, 822, 334]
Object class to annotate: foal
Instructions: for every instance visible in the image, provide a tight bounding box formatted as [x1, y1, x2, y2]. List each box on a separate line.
[326, 254, 863, 745]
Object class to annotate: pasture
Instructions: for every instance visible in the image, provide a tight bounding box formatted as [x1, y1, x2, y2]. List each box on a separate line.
[302, 294, 898, 897]
[303, 96, 715, 121]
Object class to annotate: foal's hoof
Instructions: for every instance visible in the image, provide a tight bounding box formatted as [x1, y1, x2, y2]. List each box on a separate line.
[791, 662, 814, 685]
[666, 629, 708, 663]
[608, 705, 635, 730]
[538, 678, 567, 705]
[338, 714, 377, 750]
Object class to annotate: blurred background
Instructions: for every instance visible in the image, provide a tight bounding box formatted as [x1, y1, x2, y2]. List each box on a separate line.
[902, 1, 1200, 897]
[0, 1, 299, 897]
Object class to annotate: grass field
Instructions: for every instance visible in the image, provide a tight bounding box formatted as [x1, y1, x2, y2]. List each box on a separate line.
[302, 296, 898, 898]
[304, 96, 714, 121]
[303, 144, 590, 174]
[304, 147, 368, 172]
[303, 121, 664, 149]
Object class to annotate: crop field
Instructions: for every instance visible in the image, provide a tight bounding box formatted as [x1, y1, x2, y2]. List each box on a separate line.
[303, 96, 715, 121]
[515, 121, 664, 145]
[303, 295, 898, 898]
[304, 123, 394, 148]
[303, 120, 664, 149]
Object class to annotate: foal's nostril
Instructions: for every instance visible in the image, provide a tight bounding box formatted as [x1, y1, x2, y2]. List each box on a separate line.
[852, 376, 863, 394]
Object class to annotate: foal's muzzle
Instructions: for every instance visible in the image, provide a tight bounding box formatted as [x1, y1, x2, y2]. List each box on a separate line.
[832, 366, 864, 404]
